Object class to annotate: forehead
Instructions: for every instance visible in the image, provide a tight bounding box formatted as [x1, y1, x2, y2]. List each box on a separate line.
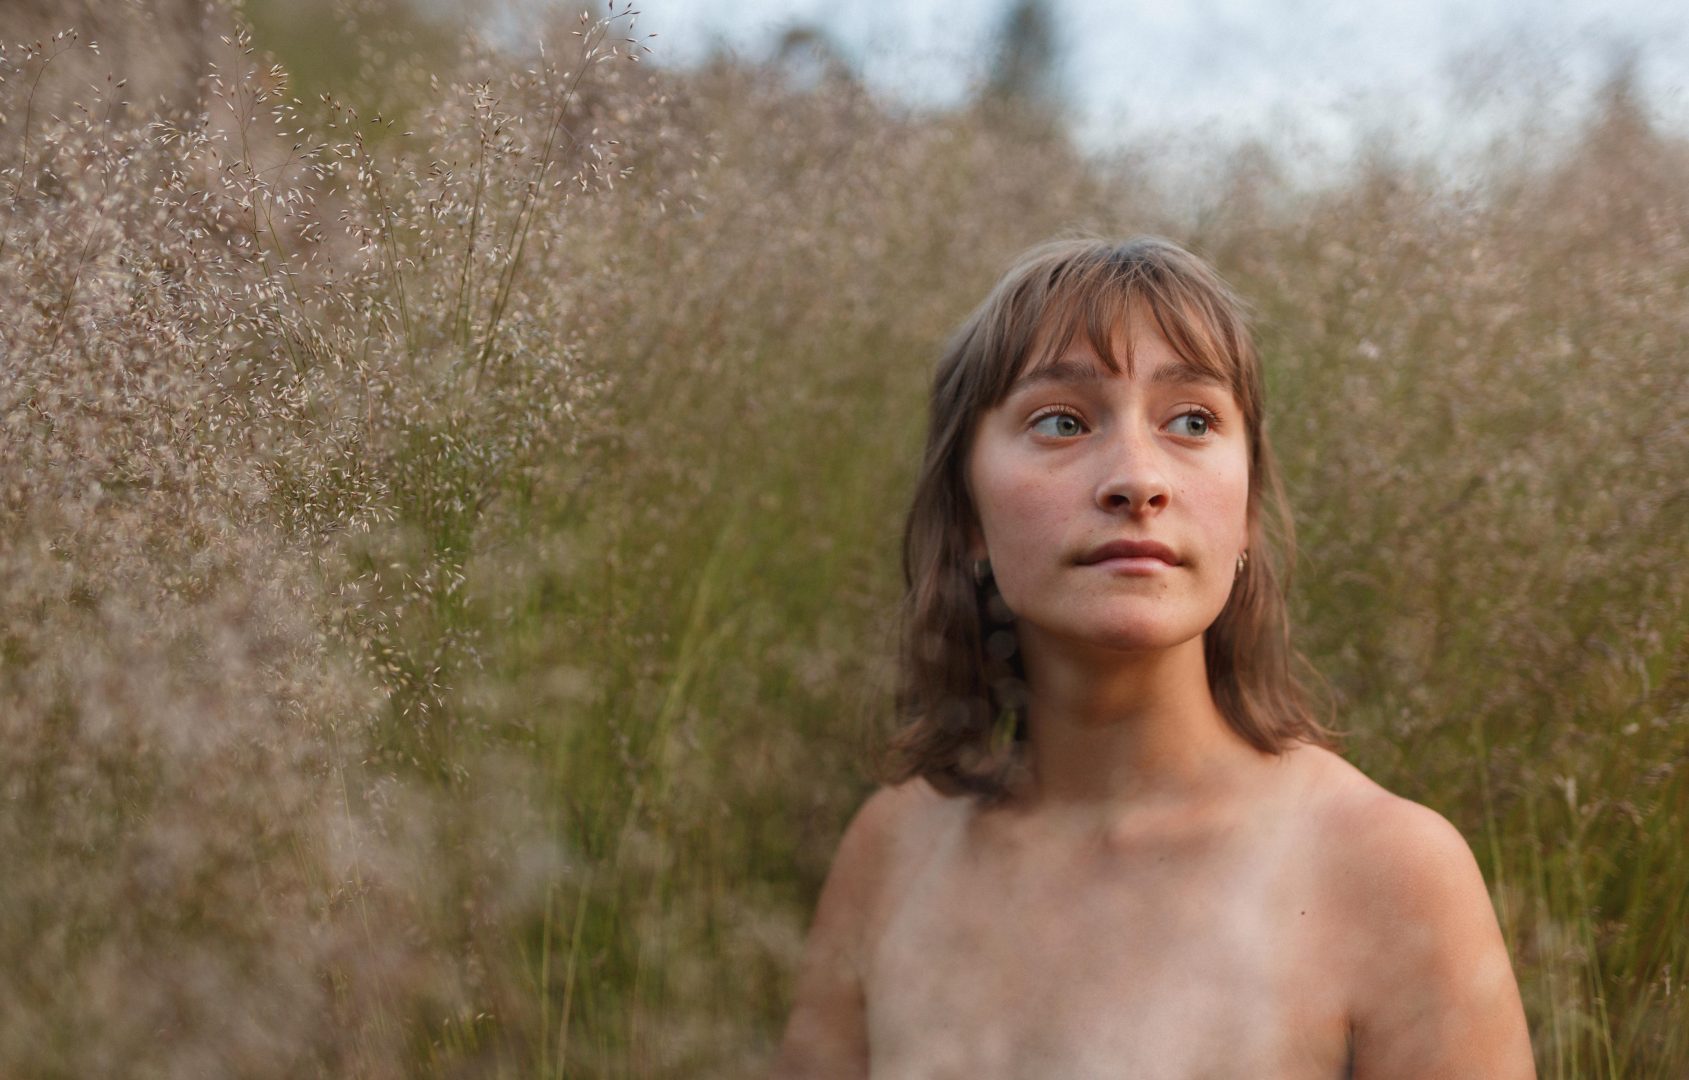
[1000, 292, 1238, 402]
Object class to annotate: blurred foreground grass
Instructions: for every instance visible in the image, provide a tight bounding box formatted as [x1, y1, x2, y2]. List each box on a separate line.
[1, 4, 1685, 1076]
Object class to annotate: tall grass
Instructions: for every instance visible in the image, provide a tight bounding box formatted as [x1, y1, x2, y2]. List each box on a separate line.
[1, 4, 1684, 1076]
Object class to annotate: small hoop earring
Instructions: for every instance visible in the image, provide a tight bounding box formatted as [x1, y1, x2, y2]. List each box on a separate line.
[1236, 551, 1249, 578]
[972, 558, 992, 584]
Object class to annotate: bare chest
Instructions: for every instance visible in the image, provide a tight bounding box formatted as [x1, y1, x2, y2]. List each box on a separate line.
[861, 815, 1353, 1080]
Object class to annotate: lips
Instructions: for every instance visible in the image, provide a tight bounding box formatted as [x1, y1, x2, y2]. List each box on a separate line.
[1077, 539, 1181, 566]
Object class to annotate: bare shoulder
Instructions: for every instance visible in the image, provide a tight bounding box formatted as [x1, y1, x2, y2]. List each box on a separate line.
[769, 778, 952, 1079]
[831, 777, 952, 895]
[1293, 747, 1498, 957]
[1292, 747, 1536, 1079]
[852, 775, 951, 838]
[1277, 745, 1474, 887]
[795, 779, 946, 958]
[1303, 756, 1490, 929]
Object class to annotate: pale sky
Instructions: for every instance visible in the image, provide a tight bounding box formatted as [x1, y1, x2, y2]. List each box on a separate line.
[622, 0, 1689, 164]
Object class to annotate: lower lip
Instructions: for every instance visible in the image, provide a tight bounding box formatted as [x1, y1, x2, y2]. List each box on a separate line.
[1087, 556, 1178, 575]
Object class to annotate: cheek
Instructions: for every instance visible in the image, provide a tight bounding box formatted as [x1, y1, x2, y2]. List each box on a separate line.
[1189, 457, 1251, 548]
[976, 468, 1063, 557]
[1216, 473, 1256, 540]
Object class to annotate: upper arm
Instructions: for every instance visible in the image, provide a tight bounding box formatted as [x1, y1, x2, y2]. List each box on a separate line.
[1344, 797, 1536, 1080]
[769, 784, 913, 1079]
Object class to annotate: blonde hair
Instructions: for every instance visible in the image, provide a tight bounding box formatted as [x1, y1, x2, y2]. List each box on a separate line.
[887, 236, 1340, 799]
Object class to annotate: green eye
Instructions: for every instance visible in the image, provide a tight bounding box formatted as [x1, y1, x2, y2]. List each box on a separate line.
[1032, 412, 1085, 437]
[1169, 411, 1213, 437]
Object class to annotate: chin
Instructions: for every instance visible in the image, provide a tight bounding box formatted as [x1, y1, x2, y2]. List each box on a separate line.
[1047, 610, 1209, 655]
[1002, 584, 1227, 656]
[1091, 625, 1203, 654]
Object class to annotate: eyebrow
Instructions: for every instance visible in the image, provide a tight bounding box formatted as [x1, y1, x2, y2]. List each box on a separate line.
[1008, 355, 1229, 396]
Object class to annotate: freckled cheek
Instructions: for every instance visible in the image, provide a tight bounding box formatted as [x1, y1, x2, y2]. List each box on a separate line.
[980, 474, 1067, 559]
[1184, 462, 1251, 552]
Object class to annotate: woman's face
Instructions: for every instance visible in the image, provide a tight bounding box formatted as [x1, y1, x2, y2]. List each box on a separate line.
[965, 316, 1251, 655]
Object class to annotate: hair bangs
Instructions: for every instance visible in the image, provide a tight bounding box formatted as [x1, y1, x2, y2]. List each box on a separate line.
[983, 243, 1250, 413]
[1134, 267, 1253, 404]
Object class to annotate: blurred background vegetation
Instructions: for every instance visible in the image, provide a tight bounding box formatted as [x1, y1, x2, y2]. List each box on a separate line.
[1, 0, 1684, 1076]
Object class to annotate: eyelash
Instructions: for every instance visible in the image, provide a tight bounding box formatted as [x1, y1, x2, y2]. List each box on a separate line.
[1028, 403, 1224, 438]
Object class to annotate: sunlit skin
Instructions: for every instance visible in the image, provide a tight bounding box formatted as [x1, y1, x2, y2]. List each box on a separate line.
[771, 318, 1536, 1079]
[962, 316, 1254, 821]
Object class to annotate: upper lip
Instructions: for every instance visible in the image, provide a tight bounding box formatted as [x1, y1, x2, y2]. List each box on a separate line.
[1077, 539, 1181, 566]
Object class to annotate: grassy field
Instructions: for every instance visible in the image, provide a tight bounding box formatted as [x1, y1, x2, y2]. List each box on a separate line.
[1, 4, 1685, 1077]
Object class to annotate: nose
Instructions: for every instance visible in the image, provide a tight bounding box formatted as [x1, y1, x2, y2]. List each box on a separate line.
[1094, 423, 1170, 515]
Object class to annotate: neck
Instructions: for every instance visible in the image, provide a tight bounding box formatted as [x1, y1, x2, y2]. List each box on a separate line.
[1008, 625, 1269, 824]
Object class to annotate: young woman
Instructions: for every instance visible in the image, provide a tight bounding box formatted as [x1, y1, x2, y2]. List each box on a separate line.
[771, 237, 1536, 1079]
